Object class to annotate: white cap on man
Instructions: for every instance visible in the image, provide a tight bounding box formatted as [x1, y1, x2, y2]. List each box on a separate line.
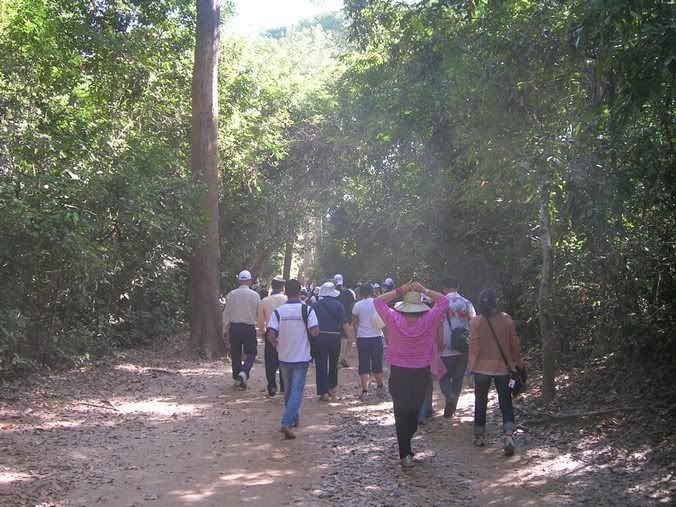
[238, 270, 252, 281]
[383, 277, 394, 287]
[333, 274, 344, 286]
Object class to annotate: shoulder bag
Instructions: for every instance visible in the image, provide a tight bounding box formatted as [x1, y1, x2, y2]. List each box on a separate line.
[484, 315, 527, 396]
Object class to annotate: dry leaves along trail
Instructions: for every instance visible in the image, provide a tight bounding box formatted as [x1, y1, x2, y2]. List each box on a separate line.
[0, 343, 672, 505]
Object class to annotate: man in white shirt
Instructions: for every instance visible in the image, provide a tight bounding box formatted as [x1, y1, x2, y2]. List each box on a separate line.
[223, 270, 261, 388]
[258, 277, 287, 397]
[439, 275, 476, 419]
[266, 279, 319, 439]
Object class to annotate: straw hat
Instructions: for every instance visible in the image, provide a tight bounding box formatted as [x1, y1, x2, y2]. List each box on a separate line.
[394, 291, 430, 313]
[319, 281, 340, 298]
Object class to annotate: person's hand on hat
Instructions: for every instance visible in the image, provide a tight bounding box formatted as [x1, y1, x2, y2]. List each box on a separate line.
[410, 282, 425, 293]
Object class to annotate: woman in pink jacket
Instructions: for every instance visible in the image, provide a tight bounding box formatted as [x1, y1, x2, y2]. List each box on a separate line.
[374, 281, 449, 469]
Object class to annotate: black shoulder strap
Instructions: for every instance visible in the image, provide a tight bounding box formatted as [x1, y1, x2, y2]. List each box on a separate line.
[445, 310, 454, 332]
[484, 315, 512, 370]
[274, 309, 280, 324]
[301, 304, 309, 329]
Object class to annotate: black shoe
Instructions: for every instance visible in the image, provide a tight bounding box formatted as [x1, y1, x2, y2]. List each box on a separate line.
[340, 358, 350, 368]
[444, 398, 456, 418]
[267, 388, 277, 397]
[417, 419, 425, 426]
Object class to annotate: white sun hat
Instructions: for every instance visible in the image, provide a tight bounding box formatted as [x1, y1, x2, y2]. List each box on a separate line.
[333, 274, 344, 286]
[394, 291, 430, 313]
[319, 281, 340, 298]
[238, 270, 252, 280]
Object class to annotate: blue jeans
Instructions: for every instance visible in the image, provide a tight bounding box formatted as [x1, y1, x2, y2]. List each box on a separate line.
[439, 354, 468, 409]
[280, 361, 310, 428]
[315, 334, 341, 395]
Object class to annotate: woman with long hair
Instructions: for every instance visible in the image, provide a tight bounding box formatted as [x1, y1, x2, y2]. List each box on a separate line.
[468, 288, 522, 455]
[374, 281, 449, 468]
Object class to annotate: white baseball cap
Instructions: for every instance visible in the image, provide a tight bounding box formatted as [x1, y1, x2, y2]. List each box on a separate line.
[238, 270, 252, 281]
[383, 277, 394, 286]
[333, 274, 344, 286]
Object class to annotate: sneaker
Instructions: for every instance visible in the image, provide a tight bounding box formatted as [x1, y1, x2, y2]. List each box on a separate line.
[238, 371, 247, 388]
[280, 426, 296, 439]
[504, 435, 515, 456]
[443, 396, 456, 418]
[473, 434, 485, 447]
[400, 455, 414, 469]
[319, 393, 330, 402]
[340, 358, 350, 368]
[359, 391, 369, 401]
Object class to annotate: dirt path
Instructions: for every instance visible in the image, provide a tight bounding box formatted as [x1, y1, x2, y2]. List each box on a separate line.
[1, 341, 672, 506]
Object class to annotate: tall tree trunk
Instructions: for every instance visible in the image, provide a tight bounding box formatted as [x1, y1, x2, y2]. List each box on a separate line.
[251, 245, 273, 281]
[282, 238, 293, 280]
[189, 0, 222, 359]
[538, 171, 556, 401]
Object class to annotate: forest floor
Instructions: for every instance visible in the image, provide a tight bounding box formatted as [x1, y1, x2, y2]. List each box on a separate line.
[1, 336, 673, 506]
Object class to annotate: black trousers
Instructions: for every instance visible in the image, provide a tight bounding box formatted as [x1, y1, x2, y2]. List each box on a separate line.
[264, 339, 284, 392]
[229, 323, 257, 380]
[388, 365, 430, 459]
[315, 334, 341, 395]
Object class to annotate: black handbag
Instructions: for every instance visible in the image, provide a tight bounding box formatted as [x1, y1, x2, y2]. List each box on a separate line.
[484, 316, 527, 396]
[446, 314, 469, 353]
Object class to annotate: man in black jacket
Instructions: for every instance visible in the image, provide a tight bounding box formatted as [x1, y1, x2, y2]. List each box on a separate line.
[333, 274, 355, 367]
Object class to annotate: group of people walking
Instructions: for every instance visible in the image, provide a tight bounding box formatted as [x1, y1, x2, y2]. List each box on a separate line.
[221, 270, 523, 468]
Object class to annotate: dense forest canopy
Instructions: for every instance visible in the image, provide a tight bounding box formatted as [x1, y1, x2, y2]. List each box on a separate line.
[0, 0, 673, 378]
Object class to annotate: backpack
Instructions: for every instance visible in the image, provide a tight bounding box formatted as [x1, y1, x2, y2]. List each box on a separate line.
[301, 304, 319, 358]
[446, 300, 470, 353]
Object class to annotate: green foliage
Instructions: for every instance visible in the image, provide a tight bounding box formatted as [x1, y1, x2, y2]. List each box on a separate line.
[1, 0, 672, 377]
[217, 20, 348, 286]
[0, 0, 200, 377]
[321, 0, 675, 363]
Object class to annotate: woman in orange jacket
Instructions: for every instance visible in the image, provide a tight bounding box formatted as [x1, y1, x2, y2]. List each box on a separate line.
[468, 288, 522, 456]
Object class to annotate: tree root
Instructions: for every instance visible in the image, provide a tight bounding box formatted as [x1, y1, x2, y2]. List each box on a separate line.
[145, 368, 179, 375]
[76, 401, 118, 411]
[522, 407, 641, 425]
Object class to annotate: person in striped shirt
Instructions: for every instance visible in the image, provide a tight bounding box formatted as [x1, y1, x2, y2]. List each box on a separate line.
[374, 281, 449, 469]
